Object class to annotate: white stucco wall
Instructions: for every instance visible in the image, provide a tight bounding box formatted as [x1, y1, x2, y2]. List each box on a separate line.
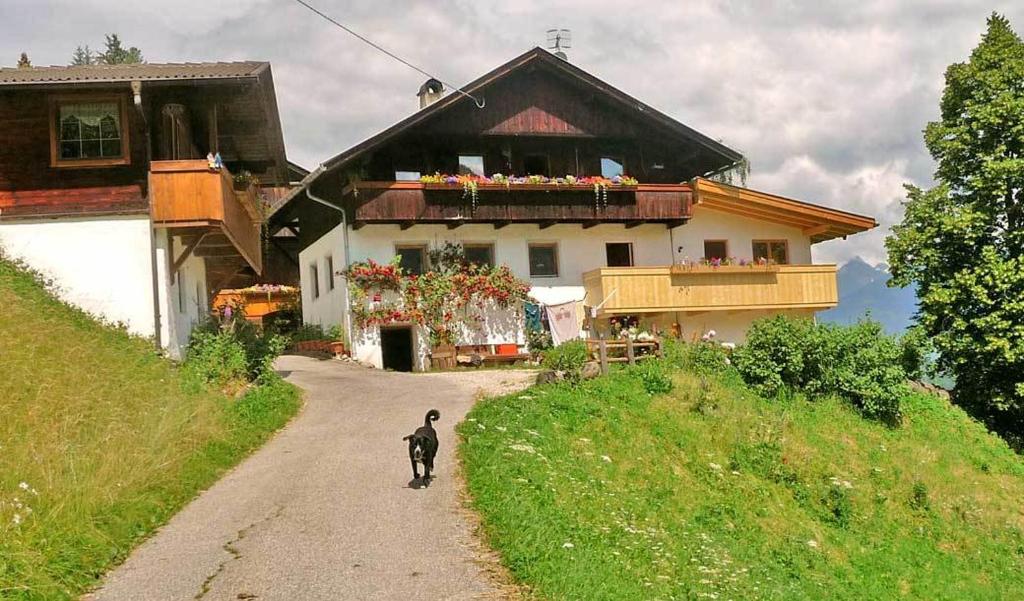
[154, 230, 210, 359]
[299, 214, 818, 368]
[0, 216, 157, 338]
[672, 207, 813, 265]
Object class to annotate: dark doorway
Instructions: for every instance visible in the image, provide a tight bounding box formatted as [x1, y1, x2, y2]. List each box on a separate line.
[381, 327, 414, 372]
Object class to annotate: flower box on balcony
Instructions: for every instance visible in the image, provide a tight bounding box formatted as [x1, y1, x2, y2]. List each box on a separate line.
[669, 264, 781, 275]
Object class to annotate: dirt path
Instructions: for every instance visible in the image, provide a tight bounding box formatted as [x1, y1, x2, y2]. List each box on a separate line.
[86, 356, 533, 600]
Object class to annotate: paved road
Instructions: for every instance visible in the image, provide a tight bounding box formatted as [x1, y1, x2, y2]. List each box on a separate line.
[87, 356, 534, 601]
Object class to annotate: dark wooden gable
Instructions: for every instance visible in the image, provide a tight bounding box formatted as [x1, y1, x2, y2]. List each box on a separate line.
[418, 67, 643, 138]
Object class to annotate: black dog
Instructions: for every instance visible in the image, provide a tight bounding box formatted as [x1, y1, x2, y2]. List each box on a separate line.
[404, 409, 440, 483]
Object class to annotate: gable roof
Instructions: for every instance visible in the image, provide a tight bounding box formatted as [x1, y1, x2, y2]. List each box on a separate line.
[0, 61, 269, 86]
[320, 47, 742, 172]
[268, 47, 744, 222]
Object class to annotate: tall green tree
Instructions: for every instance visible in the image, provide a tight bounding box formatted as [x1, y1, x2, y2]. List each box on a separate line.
[98, 34, 143, 65]
[70, 45, 95, 66]
[887, 13, 1024, 444]
[17, 52, 31, 68]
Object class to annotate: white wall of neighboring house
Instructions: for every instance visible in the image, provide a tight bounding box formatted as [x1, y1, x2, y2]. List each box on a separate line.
[153, 230, 210, 359]
[0, 216, 158, 337]
[300, 217, 823, 369]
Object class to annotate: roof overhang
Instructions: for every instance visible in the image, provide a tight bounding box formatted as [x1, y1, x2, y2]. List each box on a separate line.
[691, 177, 877, 243]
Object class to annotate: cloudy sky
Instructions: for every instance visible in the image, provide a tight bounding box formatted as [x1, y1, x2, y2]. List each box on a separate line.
[4, 1, 1023, 265]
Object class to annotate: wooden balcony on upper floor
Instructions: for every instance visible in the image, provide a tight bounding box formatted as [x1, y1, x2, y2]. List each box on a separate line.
[346, 181, 692, 229]
[583, 264, 839, 315]
[149, 160, 262, 274]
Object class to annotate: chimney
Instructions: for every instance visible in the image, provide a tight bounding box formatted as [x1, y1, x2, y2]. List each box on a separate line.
[417, 78, 444, 109]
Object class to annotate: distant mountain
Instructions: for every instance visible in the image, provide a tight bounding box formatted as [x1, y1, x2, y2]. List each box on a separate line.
[818, 257, 917, 334]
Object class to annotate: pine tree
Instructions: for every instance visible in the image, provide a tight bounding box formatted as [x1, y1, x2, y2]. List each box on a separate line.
[887, 13, 1024, 445]
[98, 34, 143, 65]
[17, 52, 31, 68]
[71, 45, 94, 66]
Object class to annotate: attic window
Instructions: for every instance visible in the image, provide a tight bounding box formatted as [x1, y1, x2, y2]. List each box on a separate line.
[50, 95, 130, 167]
[523, 154, 550, 177]
[395, 170, 421, 181]
[458, 154, 485, 177]
[600, 157, 624, 178]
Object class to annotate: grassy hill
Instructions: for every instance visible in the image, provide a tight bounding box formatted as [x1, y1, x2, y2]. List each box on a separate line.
[460, 356, 1024, 600]
[0, 255, 300, 600]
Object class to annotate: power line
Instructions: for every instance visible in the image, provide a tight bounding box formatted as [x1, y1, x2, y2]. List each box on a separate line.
[291, 0, 485, 108]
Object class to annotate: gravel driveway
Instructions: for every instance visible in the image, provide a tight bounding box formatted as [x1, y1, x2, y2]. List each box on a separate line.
[86, 356, 534, 600]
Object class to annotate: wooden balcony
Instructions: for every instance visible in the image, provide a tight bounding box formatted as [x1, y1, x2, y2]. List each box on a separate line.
[347, 181, 692, 228]
[149, 160, 262, 274]
[583, 264, 839, 315]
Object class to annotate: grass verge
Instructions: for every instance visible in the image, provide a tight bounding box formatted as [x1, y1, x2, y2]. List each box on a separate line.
[0, 256, 301, 600]
[459, 362, 1024, 600]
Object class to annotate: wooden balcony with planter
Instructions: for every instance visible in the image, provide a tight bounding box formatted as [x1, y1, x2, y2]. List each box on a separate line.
[149, 160, 263, 275]
[583, 264, 839, 315]
[346, 181, 692, 229]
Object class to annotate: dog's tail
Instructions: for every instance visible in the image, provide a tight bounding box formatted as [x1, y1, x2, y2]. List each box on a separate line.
[424, 409, 440, 426]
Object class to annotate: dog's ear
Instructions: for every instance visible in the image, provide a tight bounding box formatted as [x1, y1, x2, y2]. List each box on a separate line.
[402, 435, 412, 441]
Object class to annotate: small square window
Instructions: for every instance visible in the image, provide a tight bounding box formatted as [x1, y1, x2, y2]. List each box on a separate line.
[309, 263, 320, 299]
[51, 97, 129, 167]
[326, 255, 335, 291]
[396, 245, 428, 275]
[528, 243, 558, 277]
[703, 240, 728, 261]
[600, 157, 624, 178]
[463, 243, 495, 267]
[752, 240, 789, 265]
[523, 154, 550, 176]
[606, 242, 633, 267]
[458, 154, 485, 177]
[395, 170, 421, 181]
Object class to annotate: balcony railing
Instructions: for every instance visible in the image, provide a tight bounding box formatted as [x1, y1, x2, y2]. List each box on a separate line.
[149, 160, 262, 273]
[583, 264, 839, 315]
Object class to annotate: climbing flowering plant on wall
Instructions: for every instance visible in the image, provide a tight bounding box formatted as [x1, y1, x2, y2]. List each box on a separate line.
[341, 246, 531, 346]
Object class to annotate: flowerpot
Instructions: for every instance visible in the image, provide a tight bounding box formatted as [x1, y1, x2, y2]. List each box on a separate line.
[329, 341, 346, 356]
[496, 343, 519, 356]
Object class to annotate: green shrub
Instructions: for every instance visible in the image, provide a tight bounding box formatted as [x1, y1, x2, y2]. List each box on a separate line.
[526, 328, 553, 353]
[733, 315, 815, 395]
[185, 320, 287, 386]
[910, 480, 931, 511]
[626, 360, 674, 395]
[183, 329, 248, 387]
[541, 340, 589, 379]
[898, 325, 932, 381]
[734, 316, 908, 422]
[663, 339, 732, 375]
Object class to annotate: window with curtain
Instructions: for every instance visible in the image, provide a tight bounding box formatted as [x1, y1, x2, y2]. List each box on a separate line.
[56, 101, 125, 161]
[752, 240, 790, 265]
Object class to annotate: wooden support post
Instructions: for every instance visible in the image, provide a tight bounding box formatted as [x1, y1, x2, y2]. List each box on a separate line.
[598, 339, 609, 375]
[626, 337, 636, 365]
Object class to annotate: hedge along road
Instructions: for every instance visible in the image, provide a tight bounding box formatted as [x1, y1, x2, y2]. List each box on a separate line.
[86, 355, 534, 601]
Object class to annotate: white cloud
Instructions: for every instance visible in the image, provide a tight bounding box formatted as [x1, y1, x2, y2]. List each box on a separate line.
[4, 0, 1024, 264]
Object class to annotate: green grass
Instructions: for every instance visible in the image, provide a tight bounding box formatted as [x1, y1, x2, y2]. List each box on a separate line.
[459, 361, 1024, 600]
[0, 256, 301, 600]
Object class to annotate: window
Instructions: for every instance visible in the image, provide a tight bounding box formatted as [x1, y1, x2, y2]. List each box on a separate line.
[463, 243, 495, 267]
[703, 240, 728, 261]
[605, 242, 634, 267]
[523, 154, 550, 176]
[195, 281, 204, 316]
[752, 240, 790, 265]
[528, 243, 559, 277]
[600, 157, 624, 179]
[458, 154, 485, 177]
[325, 255, 335, 291]
[177, 273, 186, 313]
[395, 170, 421, 181]
[396, 244, 428, 275]
[309, 263, 320, 299]
[50, 96, 130, 167]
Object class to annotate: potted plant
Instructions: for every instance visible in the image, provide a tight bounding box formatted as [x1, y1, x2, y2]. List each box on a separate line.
[327, 325, 348, 357]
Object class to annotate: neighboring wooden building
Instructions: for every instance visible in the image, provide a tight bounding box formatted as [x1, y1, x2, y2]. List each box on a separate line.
[0, 61, 289, 356]
[272, 47, 877, 371]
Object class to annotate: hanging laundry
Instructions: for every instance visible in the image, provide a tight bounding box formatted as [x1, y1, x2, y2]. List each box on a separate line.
[546, 301, 581, 346]
[524, 301, 543, 332]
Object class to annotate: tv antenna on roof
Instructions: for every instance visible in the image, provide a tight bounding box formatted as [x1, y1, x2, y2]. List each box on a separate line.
[547, 29, 571, 60]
